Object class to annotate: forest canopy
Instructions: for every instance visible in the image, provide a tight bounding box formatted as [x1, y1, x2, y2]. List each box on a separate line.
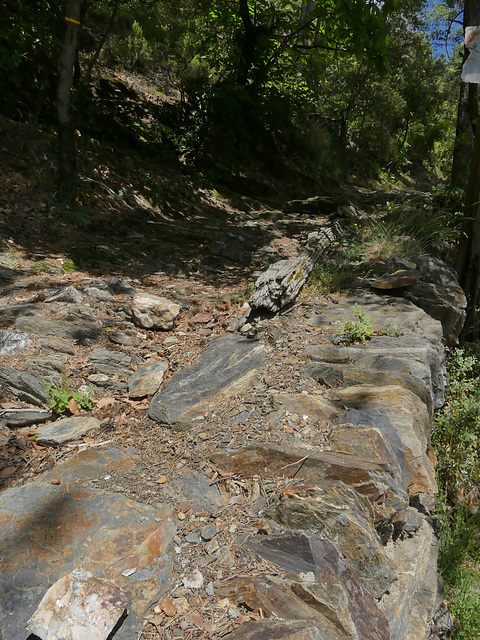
[0, 0, 460, 182]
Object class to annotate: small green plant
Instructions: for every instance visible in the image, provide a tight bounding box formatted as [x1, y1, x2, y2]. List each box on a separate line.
[46, 381, 92, 415]
[231, 283, 255, 305]
[337, 305, 373, 344]
[30, 261, 57, 274]
[378, 317, 403, 338]
[61, 260, 77, 273]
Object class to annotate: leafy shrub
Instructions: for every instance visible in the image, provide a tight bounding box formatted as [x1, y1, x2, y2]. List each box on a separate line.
[47, 381, 92, 415]
[337, 305, 373, 344]
[103, 21, 153, 70]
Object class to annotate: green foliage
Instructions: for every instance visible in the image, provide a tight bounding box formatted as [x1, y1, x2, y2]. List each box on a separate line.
[29, 261, 58, 274]
[337, 305, 373, 344]
[103, 20, 153, 70]
[447, 564, 480, 640]
[0, 0, 63, 118]
[231, 283, 255, 305]
[338, 197, 455, 266]
[305, 262, 356, 296]
[47, 381, 93, 415]
[433, 348, 480, 637]
[61, 260, 77, 273]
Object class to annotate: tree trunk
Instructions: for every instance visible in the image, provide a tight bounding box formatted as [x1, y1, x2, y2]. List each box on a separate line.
[455, 0, 480, 340]
[451, 0, 480, 191]
[57, 0, 82, 200]
[451, 80, 478, 190]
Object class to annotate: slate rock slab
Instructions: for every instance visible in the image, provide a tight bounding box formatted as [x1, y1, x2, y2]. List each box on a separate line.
[336, 407, 436, 500]
[0, 366, 47, 406]
[219, 576, 350, 640]
[302, 361, 431, 413]
[0, 329, 32, 355]
[149, 336, 265, 430]
[88, 348, 132, 376]
[45, 285, 84, 304]
[312, 294, 444, 348]
[305, 343, 445, 410]
[225, 619, 341, 640]
[30, 354, 68, 386]
[162, 468, 227, 513]
[36, 416, 100, 446]
[370, 256, 467, 346]
[26, 568, 128, 640]
[266, 481, 393, 598]
[129, 360, 168, 397]
[270, 393, 340, 421]
[379, 517, 439, 640]
[211, 444, 408, 521]
[41, 446, 140, 484]
[0, 448, 176, 640]
[15, 315, 98, 342]
[0, 302, 38, 320]
[0, 408, 52, 428]
[335, 385, 437, 499]
[245, 531, 390, 640]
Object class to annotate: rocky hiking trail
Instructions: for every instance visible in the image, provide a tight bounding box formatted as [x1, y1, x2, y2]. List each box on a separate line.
[0, 188, 468, 640]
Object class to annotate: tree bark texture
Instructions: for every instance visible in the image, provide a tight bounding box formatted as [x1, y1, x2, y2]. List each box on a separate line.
[249, 224, 340, 313]
[455, 0, 480, 339]
[57, 0, 82, 199]
[451, 0, 480, 191]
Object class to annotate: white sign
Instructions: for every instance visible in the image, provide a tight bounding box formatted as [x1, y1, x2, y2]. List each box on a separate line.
[462, 26, 480, 83]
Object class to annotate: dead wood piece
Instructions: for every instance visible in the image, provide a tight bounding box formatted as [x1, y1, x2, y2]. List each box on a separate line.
[249, 225, 339, 313]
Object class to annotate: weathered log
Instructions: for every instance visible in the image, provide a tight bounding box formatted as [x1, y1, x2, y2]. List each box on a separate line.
[249, 225, 339, 313]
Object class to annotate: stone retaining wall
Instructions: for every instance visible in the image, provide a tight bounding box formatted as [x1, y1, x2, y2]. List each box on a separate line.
[212, 289, 450, 640]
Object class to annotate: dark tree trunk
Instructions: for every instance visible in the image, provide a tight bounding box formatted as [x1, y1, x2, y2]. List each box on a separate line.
[56, 0, 82, 200]
[451, 0, 480, 191]
[451, 81, 477, 190]
[237, 0, 258, 86]
[455, 0, 480, 340]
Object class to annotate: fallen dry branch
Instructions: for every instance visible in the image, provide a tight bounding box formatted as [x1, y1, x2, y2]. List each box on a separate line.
[248, 224, 340, 313]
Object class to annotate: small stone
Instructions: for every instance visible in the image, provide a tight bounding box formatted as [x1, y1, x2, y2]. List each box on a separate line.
[85, 287, 115, 301]
[185, 533, 201, 544]
[218, 548, 235, 568]
[182, 568, 204, 589]
[121, 568, 136, 577]
[190, 312, 214, 324]
[131, 293, 181, 330]
[200, 524, 219, 541]
[128, 360, 168, 398]
[0, 329, 32, 355]
[183, 612, 203, 628]
[159, 594, 177, 617]
[109, 329, 141, 346]
[206, 540, 219, 554]
[45, 285, 84, 304]
[36, 417, 101, 446]
[206, 582, 215, 596]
